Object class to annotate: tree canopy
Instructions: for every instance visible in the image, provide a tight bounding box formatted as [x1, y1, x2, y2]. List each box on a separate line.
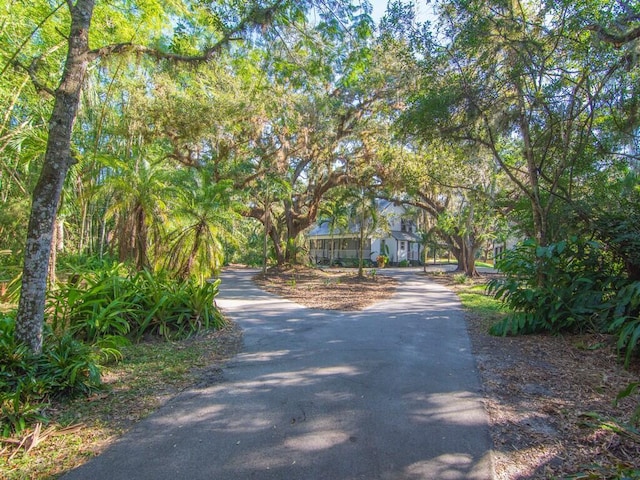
[0, 0, 638, 357]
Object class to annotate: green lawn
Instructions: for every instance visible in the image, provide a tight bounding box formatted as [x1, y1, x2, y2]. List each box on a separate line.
[456, 283, 508, 323]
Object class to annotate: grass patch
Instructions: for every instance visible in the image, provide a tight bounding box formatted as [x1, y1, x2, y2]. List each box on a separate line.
[474, 261, 495, 268]
[457, 283, 508, 323]
[0, 324, 242, 479]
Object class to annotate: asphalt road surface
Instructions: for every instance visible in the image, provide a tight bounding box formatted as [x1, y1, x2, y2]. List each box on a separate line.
[63, 268, 494, 480]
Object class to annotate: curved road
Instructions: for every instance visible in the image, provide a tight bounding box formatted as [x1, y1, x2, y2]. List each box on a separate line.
[63, 268, 494, 479]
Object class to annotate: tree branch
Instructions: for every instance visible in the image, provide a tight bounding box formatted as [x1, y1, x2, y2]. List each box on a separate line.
[87, 1, 286, 63]
[587, 23, 640, 48]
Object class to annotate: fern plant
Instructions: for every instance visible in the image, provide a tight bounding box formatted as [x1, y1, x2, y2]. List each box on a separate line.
[0, 315, 103, 436]
[488, 238, 620, 336]
[609, 282, 640, 367]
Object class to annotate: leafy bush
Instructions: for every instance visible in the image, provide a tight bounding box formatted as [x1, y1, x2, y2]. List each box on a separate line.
[0, 314, 102, 436]
[488, 238, 621, 336]
[0, 262, 226, 437]
[48, 265, 226, 343]
[609, 282, 640, 367]
[489, 237, 640, 363]
[588, 175, 640, 283]
[131, 271, 225, 341]
[398, 260, 410, 267]
[48, 262, 137, 342]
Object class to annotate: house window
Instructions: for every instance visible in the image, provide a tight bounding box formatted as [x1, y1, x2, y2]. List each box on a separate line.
[401, 219, 414, 233]
[400, 241, 406, 250]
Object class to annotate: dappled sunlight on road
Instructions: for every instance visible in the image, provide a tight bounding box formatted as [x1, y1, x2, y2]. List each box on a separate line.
[236, 350, 291, 362]
[209, 406, 274, 433]
[62, 268, 493, 480]
[403, 452, 493, 480]
[284, 429, 351, 451]
[227, 365, 364, 393]
[405, 391, 490, 427]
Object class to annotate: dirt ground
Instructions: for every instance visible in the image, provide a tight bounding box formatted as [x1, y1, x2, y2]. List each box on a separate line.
[253, 266, 397, 310]
[254, 267, 640, 479]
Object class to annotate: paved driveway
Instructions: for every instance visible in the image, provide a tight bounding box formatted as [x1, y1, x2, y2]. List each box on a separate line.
[63, 268, 493, 479]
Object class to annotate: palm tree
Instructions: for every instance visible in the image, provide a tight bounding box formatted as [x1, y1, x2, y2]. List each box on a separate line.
[318, 196, 350, 265]
[101, 157, 170, 270]
[348, 188, 379, 278]
[163, 170, 238, 281]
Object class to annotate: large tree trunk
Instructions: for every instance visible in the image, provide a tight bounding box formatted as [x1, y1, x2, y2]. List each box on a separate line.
[270, 227, 285, 266]
[357, 201, 365, 278]
[449, 234, 481, 277]
[459, 239, 480, 277]
[15, 1, 95, 354]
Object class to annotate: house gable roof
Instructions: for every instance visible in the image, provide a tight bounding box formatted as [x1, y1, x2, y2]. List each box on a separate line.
[307, 221, 360, 237]
[307, 199, 415, 239]
[390, 231, 421, 242]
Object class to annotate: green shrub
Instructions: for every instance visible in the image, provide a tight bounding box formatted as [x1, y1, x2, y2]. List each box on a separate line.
[48, 262, 137, 342]
[132, 271, 225, 341]
[609, 282, 640, 367]
[48, 266, 226, 343]
[43, 334, 102, 398]
[0, 314, 102, 436]
[398, 260, 410, 267]
[1, 261, 227, 436]
[488, 238, 621, 336]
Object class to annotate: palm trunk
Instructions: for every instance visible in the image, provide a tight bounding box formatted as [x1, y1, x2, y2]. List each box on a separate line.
[182, 224, 203, 279]
[15, 1, 95, 354]
[135, 205, 148, 270]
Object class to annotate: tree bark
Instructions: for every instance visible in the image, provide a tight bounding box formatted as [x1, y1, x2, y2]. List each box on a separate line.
[358, 193, 366, 278]
[15, 1, 95, 353]
[449, 234, 481, 277]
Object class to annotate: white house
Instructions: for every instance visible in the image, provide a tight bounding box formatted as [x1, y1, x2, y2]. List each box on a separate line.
[307, 200, 422, 266]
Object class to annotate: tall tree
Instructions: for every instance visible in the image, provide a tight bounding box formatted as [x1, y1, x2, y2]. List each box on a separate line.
[227, 23, 378, 265]
[588, 1, 640, 47]
[102, 157, 170, 269]
[379, 139, 501, 276]
[7, 0, 369, 354]
[164, 172, 238, 280]
[400, 0, 637, 251]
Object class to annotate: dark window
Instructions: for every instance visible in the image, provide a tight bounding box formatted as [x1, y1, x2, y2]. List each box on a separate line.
[401, 219, 413, 232]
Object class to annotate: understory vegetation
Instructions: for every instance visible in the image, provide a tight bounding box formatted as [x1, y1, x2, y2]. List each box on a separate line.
[1, 259, 226, 442]
[0, 319, 241, 479]
[488, 209, 640, 367]
[453, 275, 640, 478]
